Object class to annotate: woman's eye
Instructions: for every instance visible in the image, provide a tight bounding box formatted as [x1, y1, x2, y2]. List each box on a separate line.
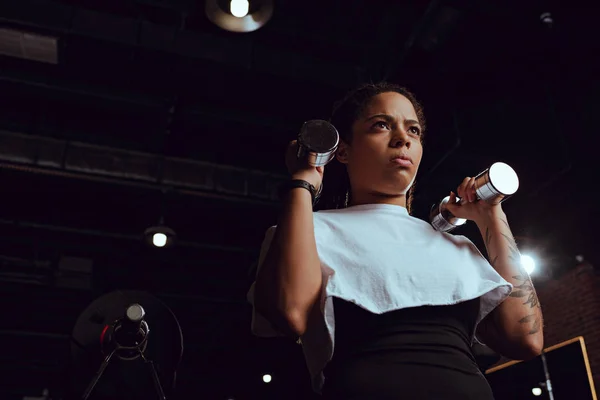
[409, 126, 421, 135]
[373, 121, 390, 130]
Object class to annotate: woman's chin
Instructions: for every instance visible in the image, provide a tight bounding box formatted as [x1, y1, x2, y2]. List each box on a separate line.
[386, 176, 414, 192]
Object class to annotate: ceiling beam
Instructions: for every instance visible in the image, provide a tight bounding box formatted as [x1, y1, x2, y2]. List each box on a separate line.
[0, 130, 286, 206]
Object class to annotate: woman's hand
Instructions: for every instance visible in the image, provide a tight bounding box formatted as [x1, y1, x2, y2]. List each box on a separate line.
[285, 140, 324, 190]
[445, 176, 505, 225]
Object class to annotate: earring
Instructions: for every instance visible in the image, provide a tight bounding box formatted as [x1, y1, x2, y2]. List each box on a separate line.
[344, 190, 349, 208]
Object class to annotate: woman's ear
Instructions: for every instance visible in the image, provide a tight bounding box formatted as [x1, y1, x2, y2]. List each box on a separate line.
[336, 141, 349, 164]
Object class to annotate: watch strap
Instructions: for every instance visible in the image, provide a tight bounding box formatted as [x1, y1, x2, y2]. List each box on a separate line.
[279, 179, 319, 204]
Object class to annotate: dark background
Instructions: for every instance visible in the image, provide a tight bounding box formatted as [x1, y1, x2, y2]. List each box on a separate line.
[0, 0, 597, 399]
[487, 338, 596, 400]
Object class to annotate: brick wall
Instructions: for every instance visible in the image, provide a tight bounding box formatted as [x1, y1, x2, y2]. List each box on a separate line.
[536, 262, 600, 390]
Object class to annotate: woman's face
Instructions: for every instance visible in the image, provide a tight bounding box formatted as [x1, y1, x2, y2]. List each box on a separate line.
[337, 92, 423, 206]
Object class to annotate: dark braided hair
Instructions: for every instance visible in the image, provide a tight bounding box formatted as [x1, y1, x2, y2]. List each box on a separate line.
[314, 82, 426, 213]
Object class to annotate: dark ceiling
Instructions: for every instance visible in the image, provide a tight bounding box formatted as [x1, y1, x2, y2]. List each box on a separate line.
[0, 0, 598, 399]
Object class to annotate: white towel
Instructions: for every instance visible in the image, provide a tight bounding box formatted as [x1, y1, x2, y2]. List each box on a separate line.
[247, 203, 512, 393]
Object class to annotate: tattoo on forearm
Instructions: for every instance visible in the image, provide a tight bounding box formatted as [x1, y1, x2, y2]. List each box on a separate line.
[500, 233, 521, 263]
[485, 221, 520, 265]
[490, 255, 498, 268]
[486, 218, 542, 335]
[485, 227, 492, 248]
[512, 274, 542, 334]
[519, 314, 541, 334]
[510, 274, 539, 308]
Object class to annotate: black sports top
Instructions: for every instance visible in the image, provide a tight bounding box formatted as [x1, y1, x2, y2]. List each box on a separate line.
[321, 297, 495, 399]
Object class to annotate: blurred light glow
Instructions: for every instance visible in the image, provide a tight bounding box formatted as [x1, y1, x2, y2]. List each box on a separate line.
[152, 233, 167, 248]
[532, 387, 542, 396]
[230, 0, 249, 17]
[262, 374, 272, 383]
[521, 254, 536, 275]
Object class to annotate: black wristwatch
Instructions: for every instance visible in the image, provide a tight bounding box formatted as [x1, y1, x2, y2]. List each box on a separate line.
[278, 179, 322, 204]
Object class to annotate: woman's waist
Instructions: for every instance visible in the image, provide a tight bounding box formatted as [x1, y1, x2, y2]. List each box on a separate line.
[331, 328, 479, 373]
[337, 318, 474, 349]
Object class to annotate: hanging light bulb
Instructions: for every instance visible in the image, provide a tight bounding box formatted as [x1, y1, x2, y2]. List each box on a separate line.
[144, 224, 176, 249]
[230, 0, 249, 18]
[152, 233, 167, 248]
[205, 0, 273, 33]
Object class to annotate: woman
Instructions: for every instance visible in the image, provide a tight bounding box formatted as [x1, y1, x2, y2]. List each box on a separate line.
[248, 82, 544, 399]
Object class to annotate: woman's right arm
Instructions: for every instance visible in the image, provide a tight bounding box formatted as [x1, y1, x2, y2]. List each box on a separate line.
[253, 142, 323, 338]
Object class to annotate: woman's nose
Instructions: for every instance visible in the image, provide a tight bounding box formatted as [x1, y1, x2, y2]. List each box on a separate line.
[391, 130, 410, 148]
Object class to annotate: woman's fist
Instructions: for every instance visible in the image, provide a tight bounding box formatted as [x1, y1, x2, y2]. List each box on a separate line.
[445, 176, 504, 225]
[285, 140, 324, 190]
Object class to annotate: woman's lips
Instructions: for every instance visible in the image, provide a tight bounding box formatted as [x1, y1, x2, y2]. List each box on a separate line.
[391, 157, 413, 167]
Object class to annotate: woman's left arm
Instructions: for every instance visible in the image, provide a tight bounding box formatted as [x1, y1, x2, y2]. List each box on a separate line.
[474, 206, 544, 359]
[447, 178, 544, 360]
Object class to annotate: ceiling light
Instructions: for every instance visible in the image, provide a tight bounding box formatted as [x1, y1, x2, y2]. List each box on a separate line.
[205, 0, 273, 33]
[152, 233, 167, 248]
[230, 0, 249, 18]
[144, 225, 176, 249]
